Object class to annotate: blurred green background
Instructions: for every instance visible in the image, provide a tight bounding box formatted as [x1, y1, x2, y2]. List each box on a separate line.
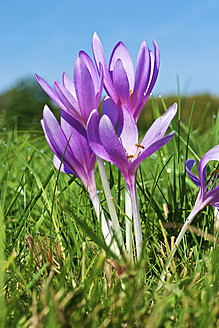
[0, 76, 218, 132]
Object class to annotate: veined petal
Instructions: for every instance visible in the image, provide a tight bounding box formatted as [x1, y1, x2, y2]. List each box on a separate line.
[109, 41, 134, 91]
[60, 110, 91, 168]
[74, 56, 96, 124]
[42, 106, 76, 169]
[198, 145, 219, 195]
[79, 50, 99, 94]
[99, 114, 130, 174]
[112, 59, 131, 106]
[87, 109, 111, 162]
[117, 105, 138, 157]
[92, 32, 118, 103]
[141, 103, 177, 148]
[62, 72, 76, 97]
[102, 96, 118, 127]
[146, 39, 160, 95]
[129, 132, 174, 177]
[135, 40, 160, 120]
[95, 63, 104, 105]
[35, 74, 64, 109]
[54, 81, 82, 122]
[185, 159, 201, 187]
[132, 41, 151, 108]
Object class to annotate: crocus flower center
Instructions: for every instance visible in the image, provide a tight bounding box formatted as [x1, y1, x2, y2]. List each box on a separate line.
[125, 143, 145, 162]
[205, 167, 219, 191]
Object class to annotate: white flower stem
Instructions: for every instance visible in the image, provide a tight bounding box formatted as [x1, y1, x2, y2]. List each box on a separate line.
[129, 181, 143, 260]
[96, 156, 126, 257]
[89, 188, 112, 249]
[158, 206, 199, 288]
[125, 184, 133, 263]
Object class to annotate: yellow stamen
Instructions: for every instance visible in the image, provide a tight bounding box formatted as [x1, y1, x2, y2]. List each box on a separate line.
[127, 155, 134, 159]
[135, 144, 145, 149]
[130, 89, 133, 102]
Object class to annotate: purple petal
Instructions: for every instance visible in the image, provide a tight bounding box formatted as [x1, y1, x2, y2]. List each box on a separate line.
[42, 106, 77, 170]
[129, 132, 175, 177]
[53, 154, 76, 175]
[79, 50, 99, 95]
[198, 145, 219, 194]
[141, 103, 177, 148]
[112, 59, 131, 106]
[102, 96, 118, 127]
[99, 114, 130, 175]
[95, 63, 104, 105]
[87, 109, 111, 162]
[74, 56, 96, 124]
[42, 106, 89, 186]
[185, 159, 201, 187]
[60, 110, 91, 167]
[202, 186, 219, 208]
[92, 32, 118, 103]
[62, 72, 76, 97]
[134, 40, 160, 120]
[117, 105, 138, 157]
[109, 41, 134, 91]
[35, 74, 65, 109]
[132, 41, 151, 109]
[54, 81, 82, 122]
[146, 39, 160, 96]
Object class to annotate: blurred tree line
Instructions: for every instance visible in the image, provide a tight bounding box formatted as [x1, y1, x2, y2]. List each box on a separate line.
[0, 76, 57, 130]
[0, 76, 218, 132]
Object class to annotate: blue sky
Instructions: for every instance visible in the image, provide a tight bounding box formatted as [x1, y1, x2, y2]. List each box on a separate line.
[1, 0, 219, 96]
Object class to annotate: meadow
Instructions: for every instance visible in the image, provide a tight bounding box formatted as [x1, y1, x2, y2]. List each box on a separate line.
[0, 88, 219, 327]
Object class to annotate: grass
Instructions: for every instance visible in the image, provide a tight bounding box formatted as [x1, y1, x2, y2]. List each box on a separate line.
[0, 95, 219, 327]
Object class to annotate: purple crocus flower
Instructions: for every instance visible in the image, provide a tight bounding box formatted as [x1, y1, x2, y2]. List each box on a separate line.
[87, 98, 177, 257]
[87, 98, 177, 191]
[159, 145, 219, 284]
[41, 105, 112, 246]
[35, 51, 103, 128]
[92, 32, 160, 122]
[41, 105, 96, 193]
[185, 145, 219, 215]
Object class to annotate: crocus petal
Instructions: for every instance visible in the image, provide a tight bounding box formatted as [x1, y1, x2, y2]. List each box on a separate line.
[54, 81, 81, 122]
[109, 41, 134, 91]
[117, 105, 138, 157]
[132, 41, 151, 108]
[74, 56, 96, 124]
[102, 96, 118, 127]
[62, 72, 76, 97]
[92, 32, 118, 103]
[95, 63, 104, 105]
[198, 145, 219, 196]
[133, 40, 160, 121]
[79, 50, 99, 94]
[60, 110, 91, 168]
[200, 186, 219, 209]
[113, 59, 131, 105]
[42, 106, 88, 186]
[87, 109, 112, 162]
[145, 39, 160, 96]
[53, 154, 76, 175]
[35, 74, 65, 110]
[141, 103, 177, 148]
[42, 105, 70, 159]
[129, 132, 175, 177]
[185, 159, 201, 187]
[99, 114, 130, 175]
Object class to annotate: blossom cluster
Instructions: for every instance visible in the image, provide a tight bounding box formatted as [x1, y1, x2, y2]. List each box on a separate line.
[36, 33, 218, 266]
